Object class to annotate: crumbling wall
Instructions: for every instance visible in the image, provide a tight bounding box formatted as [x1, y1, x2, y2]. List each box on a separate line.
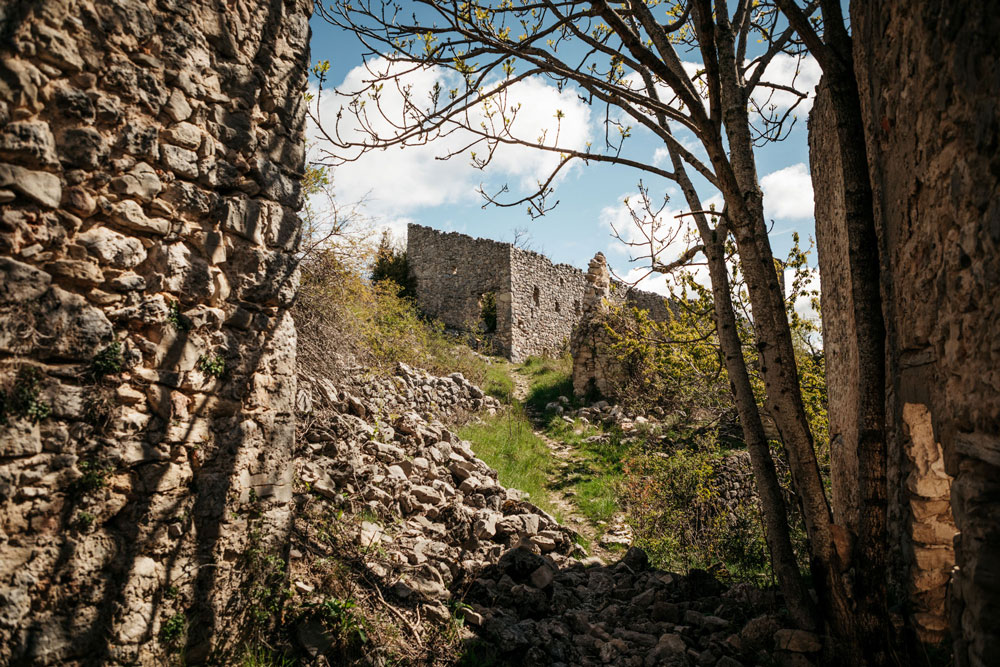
[812, 66, 959, 648]
[508, 246, 586, 361]
[406, 224, 513, 355]
[570, 252, 617, 397]
[0, 0, 310, 663]
[850, 2, 1000, 662]
[407, 225, 668, 363]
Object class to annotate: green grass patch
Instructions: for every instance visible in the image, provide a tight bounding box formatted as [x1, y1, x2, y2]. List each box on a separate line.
[573, 475, 622, 524]
[520, 354, 575, 411]
[458, 408, 559, 518]
[542, 417, 634, 527]
[482, 363, 515, 403]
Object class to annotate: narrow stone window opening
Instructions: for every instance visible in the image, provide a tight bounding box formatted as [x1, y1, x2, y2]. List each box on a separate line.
[555, 300, 560, 313]
[479, 292, 497, 333]
[532, 286, 540, 306]
[573, 300, 580, 315]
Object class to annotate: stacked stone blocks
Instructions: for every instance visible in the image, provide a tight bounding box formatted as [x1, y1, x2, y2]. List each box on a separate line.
[0, 0, 310, 663]
[407, 224, 668, 363]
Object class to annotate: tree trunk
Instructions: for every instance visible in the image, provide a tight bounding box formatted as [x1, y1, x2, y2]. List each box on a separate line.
[698, 2, 859, 654]
[821, 51, 891, 667]
[666, 147, 819, 631]
[778, 0, 891, 658]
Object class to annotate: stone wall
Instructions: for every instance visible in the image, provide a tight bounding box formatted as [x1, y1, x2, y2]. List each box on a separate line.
[508, 245, 586, 361]
[407, 224, 668, 363]
[406, 224, 513, 355]
[0, 0, 310, 663]
[810, 79, 958, 645]
[812, 0, 1000, 666]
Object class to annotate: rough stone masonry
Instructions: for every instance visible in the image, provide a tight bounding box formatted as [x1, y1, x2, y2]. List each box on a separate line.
[0, 0, 310, 663]
[814, 2, 1000, 663]
[407, 224, 670, 363]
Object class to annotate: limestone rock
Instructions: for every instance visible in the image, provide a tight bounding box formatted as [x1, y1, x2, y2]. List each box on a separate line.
[0, 163, 61, 208]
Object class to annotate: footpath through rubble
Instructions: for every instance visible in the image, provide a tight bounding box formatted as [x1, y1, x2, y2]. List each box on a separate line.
[288, 363, 821, 666]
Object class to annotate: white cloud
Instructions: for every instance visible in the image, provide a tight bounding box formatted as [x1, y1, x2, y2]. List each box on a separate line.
[748, 53, 822, 114]
[598, 191, 711, 293]
[307, 58, 592, 221]
[760, 163, 814, 220]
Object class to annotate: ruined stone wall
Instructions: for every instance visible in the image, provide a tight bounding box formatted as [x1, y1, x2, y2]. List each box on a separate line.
[508, 245, 586, 361]
[620, 285, 670, 322]
[0, 0, 310, 663]
[851, 2, 1000, 662]
[407, 225, 668, 363]
[406, 224, 513, 355]
[810, 79, 957, 645]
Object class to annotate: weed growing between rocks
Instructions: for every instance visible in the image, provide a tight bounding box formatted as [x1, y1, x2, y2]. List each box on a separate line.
[160, 611, 187, 644]
[197, 352, 227, 378]
[0, 366, 51, 424]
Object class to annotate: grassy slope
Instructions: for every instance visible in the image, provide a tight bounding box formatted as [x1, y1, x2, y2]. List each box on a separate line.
[459, 354, 623, 529]
[458, 406, 560, 520]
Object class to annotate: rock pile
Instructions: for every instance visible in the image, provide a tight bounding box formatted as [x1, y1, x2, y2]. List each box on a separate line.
[289, 367, 819, 667]
[293, 364, 580, 619]
[300, 361, 502, 422]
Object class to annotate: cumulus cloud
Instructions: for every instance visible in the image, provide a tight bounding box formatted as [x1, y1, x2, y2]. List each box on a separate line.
[598, 191, 711, 293]
[760, 163, 814, 220]
[748, 53, 822, 114]
[306, 58, 592, 223]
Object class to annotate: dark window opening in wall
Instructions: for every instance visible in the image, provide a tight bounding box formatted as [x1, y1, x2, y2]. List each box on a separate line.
[555, 300, 560, 313]
[560, 277, 564, 286]
[533, 286, 540, 306]
[573, 300, 580, 315]
[480, 292, 497, 333]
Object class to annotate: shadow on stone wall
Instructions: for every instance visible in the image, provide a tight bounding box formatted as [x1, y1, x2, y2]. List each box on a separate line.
[0, 0, 310, 663]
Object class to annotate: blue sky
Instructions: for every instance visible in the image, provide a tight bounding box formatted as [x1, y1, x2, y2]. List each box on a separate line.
[306, 6, 820, 298]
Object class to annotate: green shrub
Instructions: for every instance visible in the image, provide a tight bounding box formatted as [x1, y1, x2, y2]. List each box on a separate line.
[479, 291, 497, 333]
[619, 448, 769, 580]
[296, 249, 491, 386]
[370, 230, 416, 298]
[0, 366, 51, 424]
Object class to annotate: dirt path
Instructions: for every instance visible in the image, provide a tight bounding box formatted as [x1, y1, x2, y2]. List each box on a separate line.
[510, 370, 621, 563]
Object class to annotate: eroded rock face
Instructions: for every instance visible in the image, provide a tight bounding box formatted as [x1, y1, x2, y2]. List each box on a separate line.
[0, 0, 311, 663]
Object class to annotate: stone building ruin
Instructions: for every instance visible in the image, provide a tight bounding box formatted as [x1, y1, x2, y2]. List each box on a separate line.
[813, 2, 1000, 662]
[406, 224, 669, 362]
[0, 0, 310, 663]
